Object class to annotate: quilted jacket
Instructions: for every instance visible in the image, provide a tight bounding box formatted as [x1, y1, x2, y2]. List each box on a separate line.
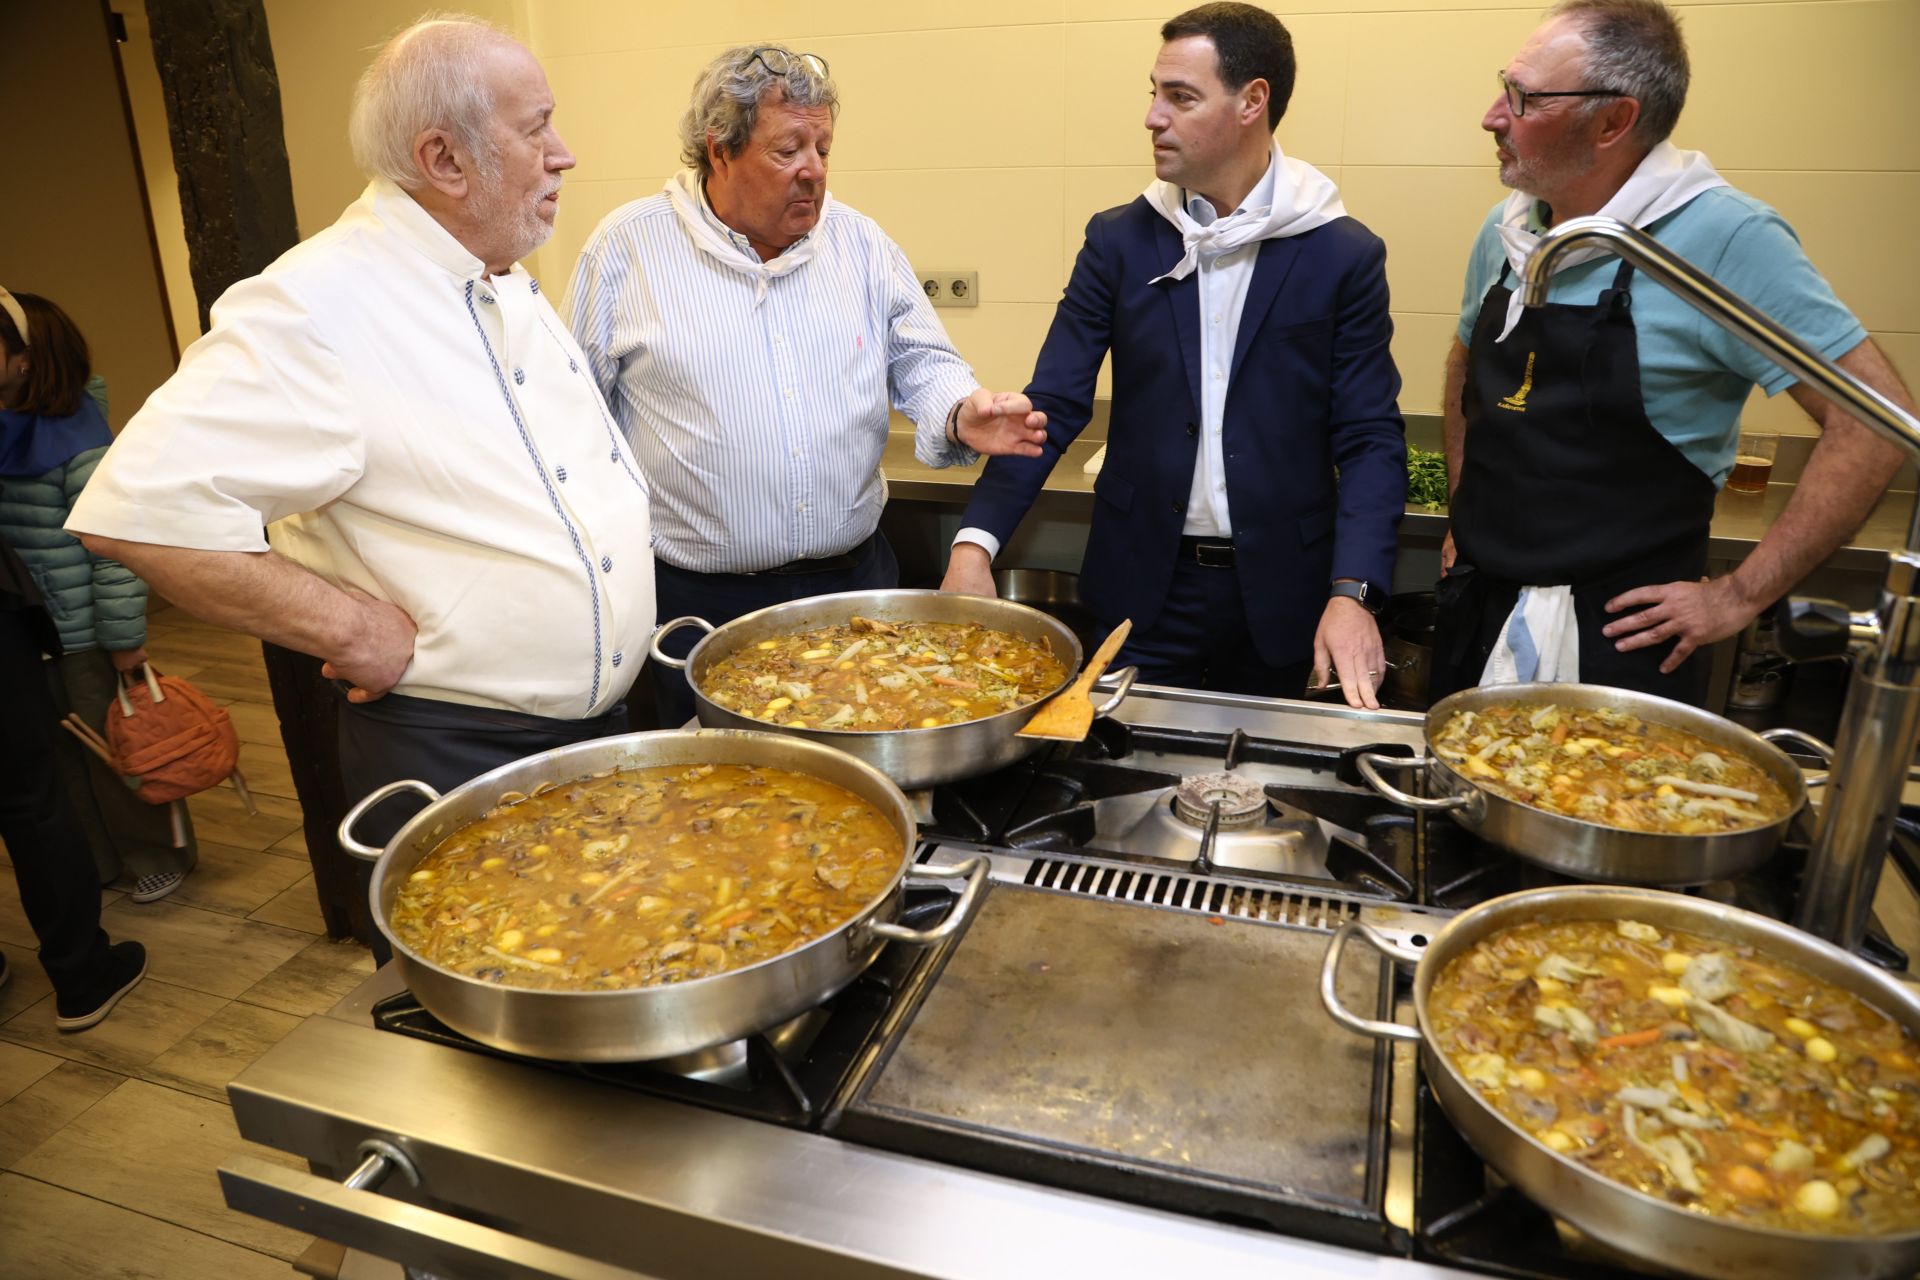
[0, 443, 147, 654]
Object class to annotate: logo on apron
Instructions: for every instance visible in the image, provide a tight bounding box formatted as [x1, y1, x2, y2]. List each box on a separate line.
[1497, 351, 1536, 412]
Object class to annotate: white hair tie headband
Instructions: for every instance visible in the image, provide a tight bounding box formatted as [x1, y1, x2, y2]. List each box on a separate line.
[0, 288, 26, 347]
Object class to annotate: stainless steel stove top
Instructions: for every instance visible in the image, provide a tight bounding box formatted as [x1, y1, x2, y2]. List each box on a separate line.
[207, 687, 1492, 1280]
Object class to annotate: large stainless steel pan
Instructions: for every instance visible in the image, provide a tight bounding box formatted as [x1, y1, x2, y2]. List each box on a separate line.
[1352, 681, 1815, 885]
[1321, 885, 1920, 1280]
[649, 588, 1137, 790]
[337, 729, 988, 1062]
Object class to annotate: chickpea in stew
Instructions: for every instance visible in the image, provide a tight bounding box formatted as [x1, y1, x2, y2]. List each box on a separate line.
[1433, 703, 1792, 834]
[1431, 917, 1920, 1234]
[389, 764, 902, 991]
[699, 615, 1070, 730]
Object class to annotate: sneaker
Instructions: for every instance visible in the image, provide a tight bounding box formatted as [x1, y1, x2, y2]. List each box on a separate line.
[130, 872, 183, 903]
[55, 941, 147, 1032]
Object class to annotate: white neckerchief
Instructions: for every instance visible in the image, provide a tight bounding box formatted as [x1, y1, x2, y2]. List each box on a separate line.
[1492, 141, 1727, 341]
[1145, 140, 1345, 284]
[664, 170, 823, 306]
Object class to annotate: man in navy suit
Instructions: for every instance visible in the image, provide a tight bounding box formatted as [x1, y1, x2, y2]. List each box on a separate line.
[941, 3, 1406, 707]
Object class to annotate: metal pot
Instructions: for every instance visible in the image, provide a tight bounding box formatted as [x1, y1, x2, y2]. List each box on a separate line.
[649, 588, 1137, 790]
[1382, 593, 1438, 707]
[1352, 681, 1814, 885]
[1320, 885, 1920, 1280]
[337, 728, 988, 1062]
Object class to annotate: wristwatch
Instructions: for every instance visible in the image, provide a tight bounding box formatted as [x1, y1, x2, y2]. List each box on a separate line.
[1329, 579, 1387, 617]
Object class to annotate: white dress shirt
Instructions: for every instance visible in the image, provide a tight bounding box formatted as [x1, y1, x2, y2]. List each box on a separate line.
[1181, 158, 1276, 538]
[566, 174, 979, 574]
[954, 160, 1278, 560]
[68, 180, 654, 720]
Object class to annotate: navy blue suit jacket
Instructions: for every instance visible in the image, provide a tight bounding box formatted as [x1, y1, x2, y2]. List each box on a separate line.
[960, 199, 1407, 666]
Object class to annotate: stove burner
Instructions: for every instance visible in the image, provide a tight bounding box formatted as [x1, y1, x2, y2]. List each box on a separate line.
[1172, 771, 1269, 829]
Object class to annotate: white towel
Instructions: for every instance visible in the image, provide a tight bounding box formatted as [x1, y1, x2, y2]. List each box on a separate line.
[1144, 140, 1345, 284]
[1481, 585, 1581, 686]
[1491, 141, 1727, 342]
[663, 169, 821, 306]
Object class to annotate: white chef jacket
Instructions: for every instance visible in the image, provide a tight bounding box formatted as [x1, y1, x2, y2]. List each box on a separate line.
[68, 180, 654, 720]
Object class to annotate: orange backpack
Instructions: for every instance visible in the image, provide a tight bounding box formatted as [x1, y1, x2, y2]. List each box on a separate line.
[103, 666, 243, 805]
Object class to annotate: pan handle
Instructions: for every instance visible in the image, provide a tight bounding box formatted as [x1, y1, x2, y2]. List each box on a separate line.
[1320, 920, 1424, 1044]
[1354, 750, 1474, 813]
[1760, 726, 1834, 765]
[647, 616, 715, 671]
[1091, 665, 1138, 717]
[338, 780, 442, 861]
[870, 854, 990, 946]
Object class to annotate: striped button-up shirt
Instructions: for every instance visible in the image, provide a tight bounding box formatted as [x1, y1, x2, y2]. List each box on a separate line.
[566, 177, 979, 574]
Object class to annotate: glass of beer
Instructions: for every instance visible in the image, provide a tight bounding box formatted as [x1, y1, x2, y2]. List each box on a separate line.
[1727, 430, 1778, 494]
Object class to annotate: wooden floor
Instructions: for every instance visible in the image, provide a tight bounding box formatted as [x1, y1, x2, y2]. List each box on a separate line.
[0, 603, 368, 1277]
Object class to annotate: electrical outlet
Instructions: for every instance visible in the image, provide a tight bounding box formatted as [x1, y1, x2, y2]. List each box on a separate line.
[920, 270, 979, 309]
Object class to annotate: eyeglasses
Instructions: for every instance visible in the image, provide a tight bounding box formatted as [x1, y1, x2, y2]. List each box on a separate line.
[1497, 70, 1624, 118]
[744, 48, 830, 80]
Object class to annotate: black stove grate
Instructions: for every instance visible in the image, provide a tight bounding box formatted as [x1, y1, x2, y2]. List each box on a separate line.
[368, 889, 955, 1129]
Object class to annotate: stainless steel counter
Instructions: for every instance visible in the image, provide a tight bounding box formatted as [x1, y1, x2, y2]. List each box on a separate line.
[881, 432, 1919, 573]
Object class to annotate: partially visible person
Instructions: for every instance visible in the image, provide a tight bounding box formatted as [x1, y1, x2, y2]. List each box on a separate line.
[0, 536, 147, 1030]
[0, 287, 197, 902]
[567, 44, 1048, 727]
[1433, 0, 1914, 703]
[67, 19, 653, 961]
[940, 4, 1406, 705]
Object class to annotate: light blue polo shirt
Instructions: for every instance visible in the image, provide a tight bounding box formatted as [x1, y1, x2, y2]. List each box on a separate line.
[1456, 187, 1868, 487]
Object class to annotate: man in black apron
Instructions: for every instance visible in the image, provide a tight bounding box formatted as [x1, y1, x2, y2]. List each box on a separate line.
[1433, 0, 1913, 705]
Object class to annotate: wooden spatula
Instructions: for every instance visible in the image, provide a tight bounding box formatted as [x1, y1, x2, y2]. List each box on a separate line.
[1018, 619, 1132, 742]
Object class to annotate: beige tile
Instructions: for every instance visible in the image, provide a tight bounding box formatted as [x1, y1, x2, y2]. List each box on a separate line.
[1341, 166, 1504, 316]
[1736, 328, 1919, 436]
[1682, 0, 1919, 173]
[1062, 165, 1155, 279]
[248, 875, 328, 936]
[830, 168, 1066, 305]
[237, 937, 376, 1019]
[1062, 19, 1172, 169]
[0, 872, 32, 949]
[0, 979, 225, 1077]
[0, 1061, 121, 1168]
[16, 1077, 312, 1260]
[1723, 171, 1920, 337]
[1389, 310, 1468, 418]
[170, 840, 310, 919]
[236, 739, 298, 804]
[1341, 9, 1540, 168]
[141, 1000, 305, 1102]
[820, 25, 1068, 173]
[545, 47, 719, 184]
[267, 826, 309, 860]
[531, 0, 1067, 58]
[0, 1173, 293, 1280]
[98, 900, 313, 999]
[0, 941, 53, 1024]
[933, 301, 1063, 402]
[219, 698, 287, 748]
[186, 786, 304, 853]
[0, 1039, 60, 1106]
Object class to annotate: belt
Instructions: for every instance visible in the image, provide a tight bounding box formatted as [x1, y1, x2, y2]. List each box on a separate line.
[1178, 535, 1235, 569]
[754, 533, 875, 577]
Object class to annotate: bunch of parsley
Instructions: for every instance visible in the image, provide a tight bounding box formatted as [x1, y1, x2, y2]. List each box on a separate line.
[1407, 446, 1450, 511]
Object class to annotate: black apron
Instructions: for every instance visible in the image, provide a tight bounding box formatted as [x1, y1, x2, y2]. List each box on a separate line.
[1433, 259, 1718, 705]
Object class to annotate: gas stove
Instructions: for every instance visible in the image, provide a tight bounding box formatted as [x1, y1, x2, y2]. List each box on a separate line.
[217, 685, 1920, 1280]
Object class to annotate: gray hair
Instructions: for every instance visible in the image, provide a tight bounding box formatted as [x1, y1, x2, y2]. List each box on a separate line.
[349, 15, 515, 189]
[1548, 0, 1690, 145]
[677, 45, 839, 180]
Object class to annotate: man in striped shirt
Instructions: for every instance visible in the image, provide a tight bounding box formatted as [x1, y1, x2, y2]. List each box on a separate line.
[566, 45, 1048, 726]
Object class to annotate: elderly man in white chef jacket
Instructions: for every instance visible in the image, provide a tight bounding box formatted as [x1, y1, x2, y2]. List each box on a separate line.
[69, 18, 647, 861]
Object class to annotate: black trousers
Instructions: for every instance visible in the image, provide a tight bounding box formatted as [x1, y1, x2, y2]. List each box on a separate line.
[335, 691, 626, 964]
[262, 642, 365, 942]
[1115, 557, 1311, 698]
[0, 608, 112, 996]
[646, 532, 900, 728]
